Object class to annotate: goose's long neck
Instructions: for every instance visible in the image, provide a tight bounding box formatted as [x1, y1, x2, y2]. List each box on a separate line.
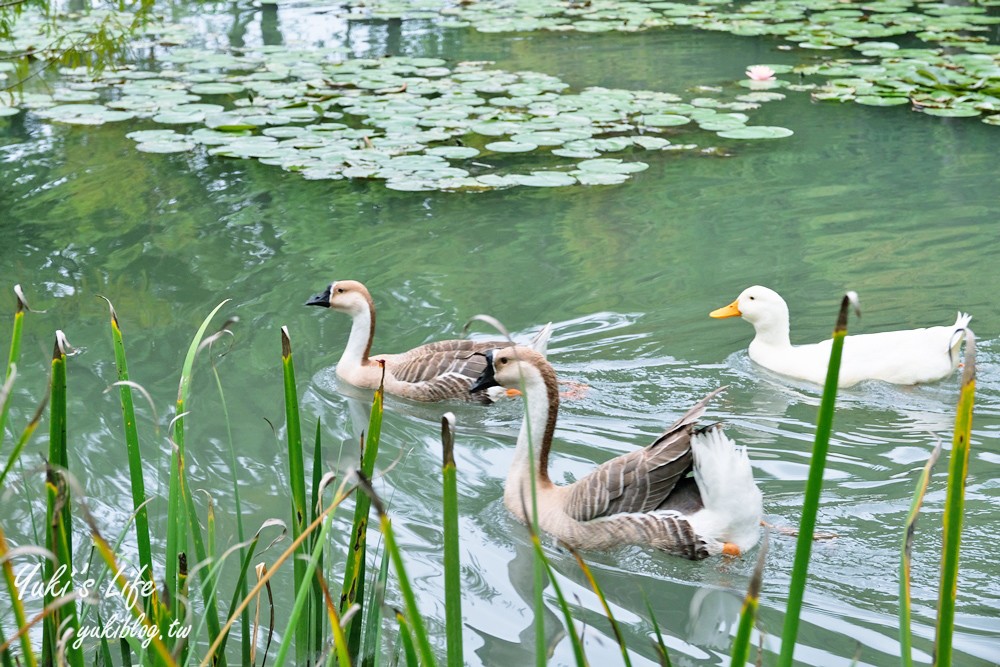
[341, 302, 375, 368]
[511, 365, 560, 485]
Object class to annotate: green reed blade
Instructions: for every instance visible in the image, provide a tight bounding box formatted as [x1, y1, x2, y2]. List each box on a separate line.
[899, 441, 942, 667]
[342, 367, 385, 658]
[778, 293, 857, 667]
[98, 613, 114, 667]
[935, 334, 976, 666]
[395, 611, 419, 667]
[0, 285, 29, 441]
[356, 471, 437, 667]
[82, 511, 176, 667]
[440, 413, 464, 667]
[101, 299, 156, 610]
[43, 332, 84, 667]
[0, 391, 47, 491]
[209, 352, 251, 666]
[0, 526, 37, 667]
[361, 543, 390, 667]
[177, 449, 224, 665]
[566, 545, 629, 667]
[280, 326, 310, 662]
[641, 595, 672, 667]
[731, 530, 769, 667]
[310, 420, 325, 656]
[0, 624, 11, 667]
[166, 300, 230, 613]
[274, 497, 339, 667]
[531, 535, 587, 667]
[120, 638, 132, 667]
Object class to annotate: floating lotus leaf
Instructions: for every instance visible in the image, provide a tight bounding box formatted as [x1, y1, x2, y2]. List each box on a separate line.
[641, 114, 691, 127]
[717, 125, 794, 139]
[632, 136, 671, 150]
[38, 104, 135, 125]
[134, 140, 196, 153]
[576, 158, 648, 174]
[189, 82, 246, 95]
[484, 141, 538, 153]
[571, 171, 631, 186]
[855, 95, 910, 106]
[920, 107, 981, 117]
[126, 129, 183, 142]
[425, 146, 480, 159]
[510, 171, 577, 187]
[52, 89, 100, 102]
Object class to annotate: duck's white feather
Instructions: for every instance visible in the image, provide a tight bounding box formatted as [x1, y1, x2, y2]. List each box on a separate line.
[713, 286, 971, 387]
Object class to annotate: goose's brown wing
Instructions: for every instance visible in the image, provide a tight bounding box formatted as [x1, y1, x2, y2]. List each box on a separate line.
[379, 340, 505, 401]
[564, 388, 724, 521]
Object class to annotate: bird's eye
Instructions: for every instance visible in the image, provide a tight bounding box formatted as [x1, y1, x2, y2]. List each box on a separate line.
[749, 296, 755, 300]
[499, 356, 509, 364]
[337, 288, 345, 294]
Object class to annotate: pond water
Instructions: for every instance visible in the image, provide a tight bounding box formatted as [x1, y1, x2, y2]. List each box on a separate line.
[1, 3, 999, 666]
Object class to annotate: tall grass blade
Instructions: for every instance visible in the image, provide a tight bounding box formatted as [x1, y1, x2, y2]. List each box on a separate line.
[566, 545, 629, 667]
[934, 333, 976, 666]
[731, 530, 769, 667]
[395, 611, 419, 667]
[777, 292, 857, 667]
[43, 331, 84, 667]
[440, 413, 464, 667]
[642, 596, 671, 667]
[0, 285, 29, 440]
[0, 527, 39, 667]
[341, 366, 385, 657]
[100, 298, 156, 613]
[899, 440, 942, 667]
[79, 506, 176, 667]
[274, 487, 340, 667]
[200, 487, 350, 667]
[0, 391, 48, 491]
[355, 471, 436, 667]
[361, 544, 390, 667]
[280, 326, 310, 662]
[166, 300, 230, 614]
[204, 320, 252, 665]
[530, 534, 587, 667]
[310, 420, 326, 656]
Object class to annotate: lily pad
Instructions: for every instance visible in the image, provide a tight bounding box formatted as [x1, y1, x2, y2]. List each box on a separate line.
[717, 126, 794, 139]
[134, 140, 197, 153]
[484, 141, 538, 153]
[425, 146, 480, 159]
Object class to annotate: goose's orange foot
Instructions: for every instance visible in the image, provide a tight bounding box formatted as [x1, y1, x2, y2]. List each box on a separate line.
[559, 380, 590, 400]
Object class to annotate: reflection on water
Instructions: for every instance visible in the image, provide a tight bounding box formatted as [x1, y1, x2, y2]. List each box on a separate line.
[1, 4, 999, 666]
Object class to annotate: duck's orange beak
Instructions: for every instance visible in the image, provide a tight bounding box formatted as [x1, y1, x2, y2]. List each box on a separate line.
[505, 388, 522, 398]
[722, 542, 741, 556]
[710, 300, 741, 319]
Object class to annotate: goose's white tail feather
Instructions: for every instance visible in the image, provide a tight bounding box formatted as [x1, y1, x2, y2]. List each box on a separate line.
[689, 426, 762, 552]
[529, 322, 554, 355]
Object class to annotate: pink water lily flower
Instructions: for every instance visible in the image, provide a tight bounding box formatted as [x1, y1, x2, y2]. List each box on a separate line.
[745, 65, 776, 81]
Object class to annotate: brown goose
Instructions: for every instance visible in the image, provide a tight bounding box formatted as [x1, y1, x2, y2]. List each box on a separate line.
[470, 346, 762, 559]
[305, 280, 551, 403]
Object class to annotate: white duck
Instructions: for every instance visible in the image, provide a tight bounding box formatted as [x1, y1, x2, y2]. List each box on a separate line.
[306, 280, 551, 403]
[710, 286, 971, 387]
[470, 346, 762, 559]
